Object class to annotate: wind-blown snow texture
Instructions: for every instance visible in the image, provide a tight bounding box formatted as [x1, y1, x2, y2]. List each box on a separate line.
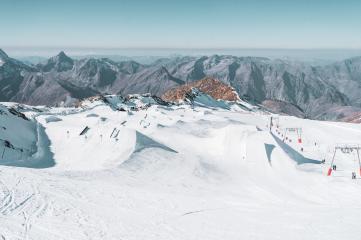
[1, 95, 361, 240]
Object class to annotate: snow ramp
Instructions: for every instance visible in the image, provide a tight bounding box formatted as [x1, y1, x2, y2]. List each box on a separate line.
[134, 131, 177, 154]
[271, 132, 322, 165]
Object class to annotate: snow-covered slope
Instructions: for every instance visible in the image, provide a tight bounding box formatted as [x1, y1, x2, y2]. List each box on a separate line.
[1, 96, 361, 240]
[0, 103, 54, 168]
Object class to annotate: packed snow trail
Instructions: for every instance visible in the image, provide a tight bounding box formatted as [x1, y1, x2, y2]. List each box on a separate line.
[1, 99, 361, 240]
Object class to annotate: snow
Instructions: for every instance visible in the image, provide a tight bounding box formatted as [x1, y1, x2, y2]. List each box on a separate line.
[1, 98, 361, 239]
[45, 116, 62, 123]
[0, 104, 37, 159]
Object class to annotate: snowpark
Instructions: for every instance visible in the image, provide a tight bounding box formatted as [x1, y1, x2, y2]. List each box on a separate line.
[1, 94, 361, 240]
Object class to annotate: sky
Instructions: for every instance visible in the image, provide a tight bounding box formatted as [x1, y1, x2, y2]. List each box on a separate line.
[1, 0, 361, 50]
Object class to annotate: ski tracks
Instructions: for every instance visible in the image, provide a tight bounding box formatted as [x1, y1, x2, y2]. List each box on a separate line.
[0, 182, 15, 215]
[22, 184, 49, 240]
[0, 171, 50, 240]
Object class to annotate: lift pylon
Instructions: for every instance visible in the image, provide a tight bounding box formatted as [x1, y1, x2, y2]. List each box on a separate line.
[269, 116, 280, 132]
[283, 127, 302, 144]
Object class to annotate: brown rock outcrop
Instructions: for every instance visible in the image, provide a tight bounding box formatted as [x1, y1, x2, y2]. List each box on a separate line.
[162, 77, 239, 103]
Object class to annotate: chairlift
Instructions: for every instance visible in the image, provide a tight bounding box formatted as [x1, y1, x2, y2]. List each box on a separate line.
[341, 147, 354, 154]
[327, 145, 361, 177]
[283, 127, 302, 144]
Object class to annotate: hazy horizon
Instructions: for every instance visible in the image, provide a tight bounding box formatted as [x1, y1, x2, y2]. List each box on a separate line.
[2, 0, 361, 62]
[3, 47, 361, 64]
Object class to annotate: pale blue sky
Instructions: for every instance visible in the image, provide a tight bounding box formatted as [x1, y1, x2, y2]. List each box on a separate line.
[1, 0, 361, 49]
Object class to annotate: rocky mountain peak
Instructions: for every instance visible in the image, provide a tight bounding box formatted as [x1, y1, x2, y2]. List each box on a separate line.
[161, 77, 240, 103]
[51, 51, 73, 65]
[41, 51, 74, 72]
[56, 51, 70, 60]
[0, 49, 9, 61]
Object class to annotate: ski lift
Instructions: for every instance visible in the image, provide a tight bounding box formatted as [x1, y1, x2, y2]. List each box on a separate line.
[341, 147, 351, 154]
[283, 127, 302, 144]
[269, 116, 280, 131]
[327, 144, 361, 177]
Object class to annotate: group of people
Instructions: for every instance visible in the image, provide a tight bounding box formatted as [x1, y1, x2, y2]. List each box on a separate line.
[331, 164, 357, 179]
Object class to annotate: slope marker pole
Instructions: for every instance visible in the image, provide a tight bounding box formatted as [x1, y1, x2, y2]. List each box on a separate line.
[328, 148, 337, 176]
[357, 148, 361, 176]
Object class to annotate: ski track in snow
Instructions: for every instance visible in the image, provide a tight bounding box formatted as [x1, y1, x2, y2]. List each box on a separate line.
[1, 100, 361, 239]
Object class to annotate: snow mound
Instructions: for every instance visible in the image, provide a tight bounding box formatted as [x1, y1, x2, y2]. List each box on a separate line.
[86, 113, 99, 118]
[0, 104, 55, 168]
[45, 116, 62, 123]
[134, 131, 177, 154]
[188, 88, 231, 109]
[101, 94, 168, 112]
[271, 132, 322, 165]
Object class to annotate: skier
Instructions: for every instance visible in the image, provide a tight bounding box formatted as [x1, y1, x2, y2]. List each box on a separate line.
[332, 165, 337, 171]
[352, 172, 356, 179]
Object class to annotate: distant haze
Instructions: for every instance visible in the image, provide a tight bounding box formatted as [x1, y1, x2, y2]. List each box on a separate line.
[4, 47, 361, 64]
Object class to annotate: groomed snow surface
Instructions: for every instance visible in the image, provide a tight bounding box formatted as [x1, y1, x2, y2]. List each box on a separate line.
[1, 100, 361, 240]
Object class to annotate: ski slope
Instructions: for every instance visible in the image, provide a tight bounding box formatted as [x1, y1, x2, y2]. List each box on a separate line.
[1, 96, 361, 240]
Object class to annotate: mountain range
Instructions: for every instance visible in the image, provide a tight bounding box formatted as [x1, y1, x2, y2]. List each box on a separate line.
[1, 48, 361, 121]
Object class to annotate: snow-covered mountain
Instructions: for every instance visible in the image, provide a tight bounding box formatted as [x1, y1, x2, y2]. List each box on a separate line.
[1, 92, 361, 239]
[261, 99, 306, 118]
[1, 49, 361, 120]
